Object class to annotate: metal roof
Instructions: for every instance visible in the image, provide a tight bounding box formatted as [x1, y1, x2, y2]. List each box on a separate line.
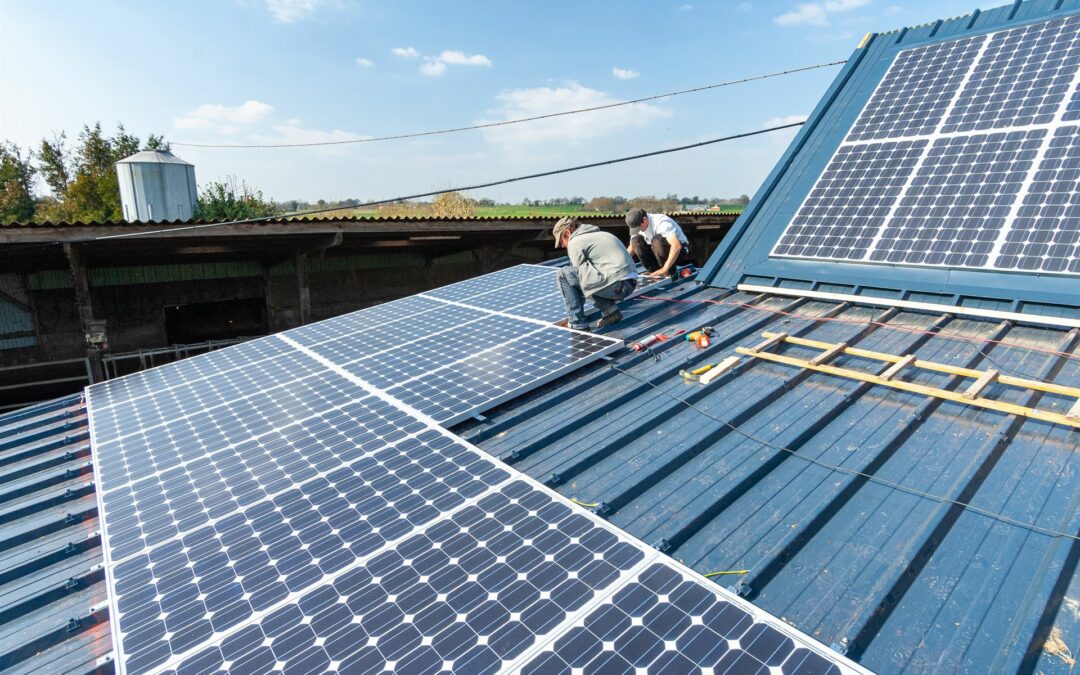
[0, 210, 740, 230]
[0, 394, 108, 674]
[2, 278, 1079, 673]
[451, 277, 1080, 673]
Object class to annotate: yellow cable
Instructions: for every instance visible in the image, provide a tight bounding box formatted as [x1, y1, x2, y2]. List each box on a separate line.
[704, 569, 749, 577]
[570, 498, 600, 508]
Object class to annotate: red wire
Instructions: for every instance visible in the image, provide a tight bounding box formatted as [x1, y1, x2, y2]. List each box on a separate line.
[632, 294, 1080, 363]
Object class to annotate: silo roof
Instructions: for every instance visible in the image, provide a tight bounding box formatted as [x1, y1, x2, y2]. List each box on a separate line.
[114, 149, 192, 165]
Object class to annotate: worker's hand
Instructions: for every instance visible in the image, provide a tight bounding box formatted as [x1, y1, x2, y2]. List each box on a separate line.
[648, 268, 669, 278]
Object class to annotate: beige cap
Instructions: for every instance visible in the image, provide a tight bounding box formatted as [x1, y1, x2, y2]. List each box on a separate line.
[552, 216, 579, 248]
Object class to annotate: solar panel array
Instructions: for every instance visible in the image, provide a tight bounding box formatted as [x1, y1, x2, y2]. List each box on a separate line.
[772, 13, 1080, 276]
[89, 343, 858, 674]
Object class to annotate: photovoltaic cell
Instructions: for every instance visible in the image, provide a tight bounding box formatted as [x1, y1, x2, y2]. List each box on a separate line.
[423, 266, 555, 303]
[871, 130, 1044, 266]
[521, 563, 845, 675]
[772, 140, 926, 260]
[998, 125, 1080, 273]
[771, 12, 1080, 276]
[846, 35, 983, 142]
[945, 15, 1080, 133]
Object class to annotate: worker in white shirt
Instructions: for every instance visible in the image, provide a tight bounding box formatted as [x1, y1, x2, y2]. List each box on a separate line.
[625, 208, 693, 278]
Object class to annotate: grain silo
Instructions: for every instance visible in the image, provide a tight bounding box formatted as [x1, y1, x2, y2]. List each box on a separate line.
[115, 149, 198, 222]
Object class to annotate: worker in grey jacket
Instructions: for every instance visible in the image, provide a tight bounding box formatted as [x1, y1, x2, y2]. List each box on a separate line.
[553, 216, 638, 330]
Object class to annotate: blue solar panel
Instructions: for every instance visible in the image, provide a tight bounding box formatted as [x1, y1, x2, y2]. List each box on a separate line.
[846, 35, 984, 142]
[871, 129, 1044, 266]
[772, 140, 926, 260]
[945, 15, 1080, 133]
[772, 13, 1080, 277]
[997, 124, 1080, 273]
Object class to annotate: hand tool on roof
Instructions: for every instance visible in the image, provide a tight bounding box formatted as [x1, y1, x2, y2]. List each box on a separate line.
[676, 264, 697, 279]
[686, 326, 715, 349]
[699, 356, 740, 385]
[680, 363, 718, 381]
[629, 328, 686, 352]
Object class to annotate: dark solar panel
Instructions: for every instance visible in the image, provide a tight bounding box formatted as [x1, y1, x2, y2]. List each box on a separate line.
[772, 13, 1080, 277]
[997, 124, 1080, 273]
[772, 140, 926, 260]
[846, 35, 984, 142]
[945, 15, 1080, 133]
[871, 129, 1044, 266]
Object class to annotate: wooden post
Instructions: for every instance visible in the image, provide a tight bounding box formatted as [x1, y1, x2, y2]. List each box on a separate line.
[295, 253, 311, 326]
[262, 262, 278, 333]
[62, 243, 105, 383]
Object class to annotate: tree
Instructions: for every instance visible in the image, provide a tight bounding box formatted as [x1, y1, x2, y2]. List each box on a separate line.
[585, 196, 617, 212]
[196, 177, 278, 221]
[0, 143, 36, 224]
[29, 123, 168, 222]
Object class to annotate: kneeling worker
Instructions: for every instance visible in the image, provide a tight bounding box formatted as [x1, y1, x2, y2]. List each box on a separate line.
[553, 216, 638, 330]
[625, 208, 693, 277]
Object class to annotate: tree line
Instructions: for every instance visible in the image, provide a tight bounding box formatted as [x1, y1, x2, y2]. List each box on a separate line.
[0, 122, 276, 224]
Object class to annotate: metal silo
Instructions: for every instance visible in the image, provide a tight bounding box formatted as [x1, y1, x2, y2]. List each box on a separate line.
[115, 149, 198, 222]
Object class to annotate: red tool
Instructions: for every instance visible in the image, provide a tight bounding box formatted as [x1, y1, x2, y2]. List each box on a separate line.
[685, 326, 715, 349]
[630, 329, 686, 352]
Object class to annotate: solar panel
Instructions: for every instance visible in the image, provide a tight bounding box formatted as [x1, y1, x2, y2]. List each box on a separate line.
[771, 13, 1080, 277]
[89, 340, 860, 675]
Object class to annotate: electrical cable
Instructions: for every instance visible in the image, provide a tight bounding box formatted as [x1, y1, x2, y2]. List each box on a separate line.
[606, 360, 1080, 542]
[95, 122, 806, 241]
[170, 60, 846, 149]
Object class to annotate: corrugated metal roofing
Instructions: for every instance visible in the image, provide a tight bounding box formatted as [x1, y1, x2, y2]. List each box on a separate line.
[0, 394, 109, 674]
[452, 278, 1080, 673]
[0, 210, 740, 229]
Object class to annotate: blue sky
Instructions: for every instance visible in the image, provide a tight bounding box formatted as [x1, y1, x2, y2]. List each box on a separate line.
[1, 0, 1003, 204]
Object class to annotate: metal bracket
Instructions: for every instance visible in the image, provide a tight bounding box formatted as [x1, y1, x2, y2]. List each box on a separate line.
[545, 473, 563, 487]
[95, 653, 115, 667]
[89, 600, 109, 614]
[653, 538, 672, 553]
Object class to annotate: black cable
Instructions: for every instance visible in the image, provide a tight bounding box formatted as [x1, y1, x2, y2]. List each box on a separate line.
[171, 60, 845, 149]
[606, 360, 1080, 541]
[96, 121, 805, 241]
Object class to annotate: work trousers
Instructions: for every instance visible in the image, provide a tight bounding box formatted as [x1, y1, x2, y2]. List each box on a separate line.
[558, 267, 636, 329]
[630, 234, 694, 273]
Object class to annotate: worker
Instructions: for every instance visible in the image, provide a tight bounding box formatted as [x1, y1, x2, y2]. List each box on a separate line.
[553, 216, 638, 330]
[625, 208, 693, 278]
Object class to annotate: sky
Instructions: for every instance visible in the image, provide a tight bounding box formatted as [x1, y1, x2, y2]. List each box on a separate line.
[0, 0, 1008, 204]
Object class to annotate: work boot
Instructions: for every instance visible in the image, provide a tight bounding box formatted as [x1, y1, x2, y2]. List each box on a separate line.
[592, 310, 623, 329]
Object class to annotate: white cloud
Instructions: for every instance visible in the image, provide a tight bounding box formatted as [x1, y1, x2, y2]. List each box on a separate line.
[355, 57, 374, 67]
[774, 0, 870, 26]
[391, 46, 420, 59]
[263, 0, 333, 23]
[765, 114, 809, 127]
[419, 50, 492, 77]
[249, 119, 370, 146]
[679, 4, 694, 10]
[736, 2, 753, 11]
[612, 67, 640, 80]
[174, 100, 274, 133]
[478, 81, 671, 147]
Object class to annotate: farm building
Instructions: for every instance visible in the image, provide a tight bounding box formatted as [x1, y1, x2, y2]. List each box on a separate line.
[3, 0, 1080, 673]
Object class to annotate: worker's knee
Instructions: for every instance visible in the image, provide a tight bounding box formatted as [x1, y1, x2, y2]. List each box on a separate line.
[629, 234, 648, 255]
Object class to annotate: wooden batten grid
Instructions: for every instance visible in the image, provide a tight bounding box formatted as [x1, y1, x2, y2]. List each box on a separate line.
[735, 331, 1080, 429]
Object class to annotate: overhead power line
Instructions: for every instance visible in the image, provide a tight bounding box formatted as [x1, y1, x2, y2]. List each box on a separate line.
[170, 60, 845, 149]
[97, 120, 806, 241]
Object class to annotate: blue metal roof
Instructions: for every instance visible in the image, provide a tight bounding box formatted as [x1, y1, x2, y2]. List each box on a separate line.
[453, 276, 1080, 673]
[699, 0, 1080, 311]
[0, 394, 109, 675]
